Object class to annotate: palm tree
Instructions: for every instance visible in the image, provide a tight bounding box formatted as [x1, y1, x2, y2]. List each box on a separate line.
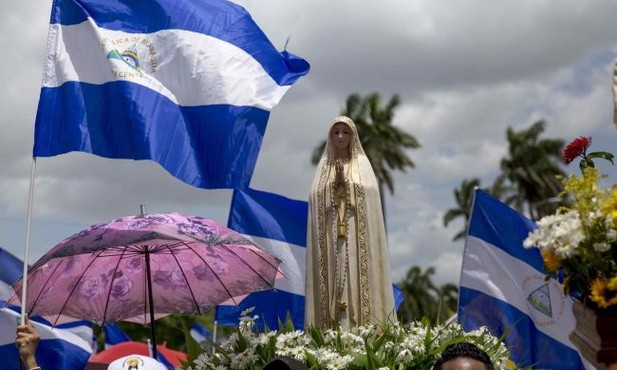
[438, 283, 459, 320]
[493, 120, 566, 220]
[443, 178, 481, 241]
[397, 265, 456, 324]
[311, 93, 420, 217]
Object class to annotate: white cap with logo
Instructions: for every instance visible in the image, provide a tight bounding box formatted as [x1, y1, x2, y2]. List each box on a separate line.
[107, 354, 167, 370]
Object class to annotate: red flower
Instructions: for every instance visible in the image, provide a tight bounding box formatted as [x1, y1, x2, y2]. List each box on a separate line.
[563, 136, 591, 164]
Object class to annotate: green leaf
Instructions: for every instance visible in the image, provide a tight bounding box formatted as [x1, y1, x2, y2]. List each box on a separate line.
[179, 319, 205, 367]
[587, 151, 615, 165]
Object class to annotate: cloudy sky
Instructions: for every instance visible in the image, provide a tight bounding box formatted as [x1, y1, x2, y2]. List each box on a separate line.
[2, 0, 617, 286]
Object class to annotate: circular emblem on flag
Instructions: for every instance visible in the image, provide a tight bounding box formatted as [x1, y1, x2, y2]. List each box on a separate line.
[101, 36, 159, 79]
[522, 274, 567, 327]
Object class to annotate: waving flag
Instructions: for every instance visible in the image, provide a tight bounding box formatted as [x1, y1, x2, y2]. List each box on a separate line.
[217, 188, 307, 330]
[33, 0, 310, 189]
[459, 189, 588, 369]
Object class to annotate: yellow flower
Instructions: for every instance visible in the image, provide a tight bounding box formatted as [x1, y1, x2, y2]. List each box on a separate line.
[590, 278, 617, 308]
[601, 189, 617, 225]
[540, 249, 561, 271]
[608, 275, 617, 291]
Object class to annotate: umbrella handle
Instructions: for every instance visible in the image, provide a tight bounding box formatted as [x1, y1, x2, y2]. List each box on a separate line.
[145, 249, 158, 360]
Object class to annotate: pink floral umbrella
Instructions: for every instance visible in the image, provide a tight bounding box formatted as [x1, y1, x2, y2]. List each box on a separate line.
[9, 212, 283, 357]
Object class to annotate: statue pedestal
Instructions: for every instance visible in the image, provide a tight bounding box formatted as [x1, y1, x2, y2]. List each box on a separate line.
[569, 300, 617, 370]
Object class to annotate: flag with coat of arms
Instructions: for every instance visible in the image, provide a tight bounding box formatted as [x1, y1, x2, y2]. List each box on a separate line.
[33, 0, 310, 189]
[459, 189, 593, 369]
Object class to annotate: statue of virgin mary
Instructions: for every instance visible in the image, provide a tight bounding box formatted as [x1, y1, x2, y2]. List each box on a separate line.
[305, 115, 397, 330]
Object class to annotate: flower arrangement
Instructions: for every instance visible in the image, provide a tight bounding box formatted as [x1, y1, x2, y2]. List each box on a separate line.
[524, 136, 617, 309]
[183, 308, 513, 370]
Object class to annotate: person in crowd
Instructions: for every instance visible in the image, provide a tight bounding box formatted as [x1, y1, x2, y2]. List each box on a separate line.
[433, 342, 495, 370]
[16, 315, 41, 370]
[305, 115, 396, 330]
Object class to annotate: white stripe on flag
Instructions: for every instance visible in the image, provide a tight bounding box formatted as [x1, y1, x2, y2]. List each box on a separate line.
[46, 23, 289, 109]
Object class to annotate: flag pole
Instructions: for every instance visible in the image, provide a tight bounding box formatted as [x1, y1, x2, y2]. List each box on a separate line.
[20, 157, 37, 324]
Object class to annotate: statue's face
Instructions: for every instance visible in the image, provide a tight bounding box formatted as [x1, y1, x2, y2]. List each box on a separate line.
[330, 122, 351, 152]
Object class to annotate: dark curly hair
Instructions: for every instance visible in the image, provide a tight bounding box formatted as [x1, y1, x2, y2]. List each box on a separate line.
[433, 342, 495, 370]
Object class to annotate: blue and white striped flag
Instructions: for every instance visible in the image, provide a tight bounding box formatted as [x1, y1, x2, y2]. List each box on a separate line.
[33, 0, 310, 189]
[0, 248, 93, 369]
[217, 188, 307, 330]
[190, 322, 211, 345]
[459, 189, 589, 369]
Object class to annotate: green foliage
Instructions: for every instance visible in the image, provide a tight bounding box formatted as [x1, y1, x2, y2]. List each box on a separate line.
[579, 150, 614, 172]
[493, 120, 566, 220]
[443, 178, 483, 241]
[397, 266, 458, 325]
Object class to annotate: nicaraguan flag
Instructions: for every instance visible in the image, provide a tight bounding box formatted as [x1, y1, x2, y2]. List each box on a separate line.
[217, 188, 307, 330]
[459, 189, 589, 369]
[34, 0, 310, 189]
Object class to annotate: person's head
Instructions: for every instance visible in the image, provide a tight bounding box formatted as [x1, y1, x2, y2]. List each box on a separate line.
[107, 354, 167, 370]
[433, 342, 495, 370]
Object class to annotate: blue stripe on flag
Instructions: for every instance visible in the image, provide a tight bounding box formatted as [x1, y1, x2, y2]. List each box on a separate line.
[227, 188, 308, 247]
[216, 289, 305, 331]
[50, 0, 308, 86]
[392, 283, 404, 311]
[0, 247, 23, 285]
[467, 189, 543, 273]
[459, 287, 585, 369]
[34, 82, 269, 189]
[104, 322, 131, 347]
[35, 0, 309, 190]
[459, 189, 586, 370]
